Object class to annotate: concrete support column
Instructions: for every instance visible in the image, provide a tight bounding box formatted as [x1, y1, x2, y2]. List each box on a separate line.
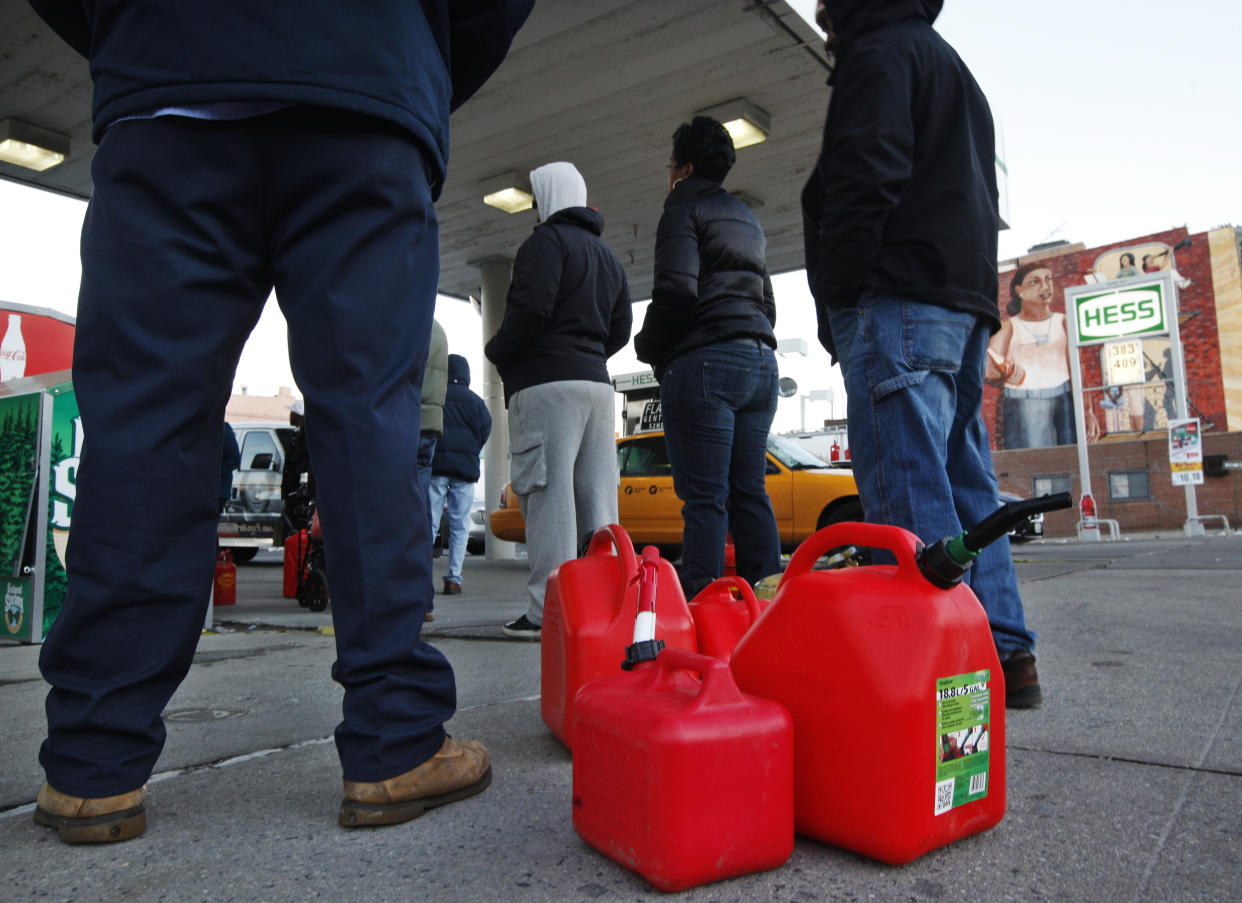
[476, 256, 517, 560]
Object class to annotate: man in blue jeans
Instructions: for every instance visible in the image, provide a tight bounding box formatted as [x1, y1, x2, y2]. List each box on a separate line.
[27, 0, 532, 843]
[802, 0, 1041, 707]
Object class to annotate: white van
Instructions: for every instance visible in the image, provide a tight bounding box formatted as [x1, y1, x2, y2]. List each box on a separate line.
[218, 421, 295, 562]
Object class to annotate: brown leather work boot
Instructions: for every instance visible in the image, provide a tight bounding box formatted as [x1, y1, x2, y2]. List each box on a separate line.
[339, 736, 491, 828]
[1002, 650, 1043, 709]
[33, 783, 147, 844]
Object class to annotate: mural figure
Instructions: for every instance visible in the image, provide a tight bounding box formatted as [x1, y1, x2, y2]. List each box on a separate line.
[986, 264, 1099, 448]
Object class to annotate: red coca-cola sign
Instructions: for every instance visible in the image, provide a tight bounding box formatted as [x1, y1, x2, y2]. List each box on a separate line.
[0, 304, 75, 381]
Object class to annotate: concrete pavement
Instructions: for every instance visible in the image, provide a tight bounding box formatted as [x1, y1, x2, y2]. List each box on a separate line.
[2, 532, 1239, 901]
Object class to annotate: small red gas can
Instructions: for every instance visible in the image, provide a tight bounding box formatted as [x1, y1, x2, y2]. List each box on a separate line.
[687, 575, 769, 663]
[731, 522, 1006, 864]
[542, 524, 696, 749]
[573, 647, 794, 892]
[283, 530, 310, 599]
[213, 550, 236, 606]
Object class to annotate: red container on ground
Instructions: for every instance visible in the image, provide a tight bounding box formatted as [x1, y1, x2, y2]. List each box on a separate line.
[212, 551, 236, 606]
[572, 647, 794, 892]
[283, 530, 310, 599]
[687, 575, 769, 663]
[730, 522, 1006, 864]
[542, 524, 696, 749]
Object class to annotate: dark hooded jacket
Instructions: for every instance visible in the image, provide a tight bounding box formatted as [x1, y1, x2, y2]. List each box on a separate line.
[802, 0, 1000, 358]
[431, 355, 491, 483]
[635, 177, 777, 381]
[485, 207, 632, 405]
[27, 0, 534, 196]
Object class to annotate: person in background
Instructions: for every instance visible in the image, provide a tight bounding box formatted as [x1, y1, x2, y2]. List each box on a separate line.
[635, 115, 781, 598]
[26, 0, 532, 843]
[429, 355, 491, 598]
[419, 319, 449, 495]
[1115, 252, 1139, 278]
[219, 422, 240, 514]
[802, 0, 1042, 708]
[485, 162, 632, 639]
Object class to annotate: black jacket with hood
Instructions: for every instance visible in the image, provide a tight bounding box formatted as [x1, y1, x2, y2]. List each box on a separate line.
[431, 355, 491, 483]
[27, 0, 533, 197]
[802, 0, 1000, 358]
[635, 177, 777, 380]
[485, 165, 632, 406]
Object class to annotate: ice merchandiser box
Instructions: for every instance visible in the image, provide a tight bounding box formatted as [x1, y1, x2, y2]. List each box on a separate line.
[0, 301, 77, 644]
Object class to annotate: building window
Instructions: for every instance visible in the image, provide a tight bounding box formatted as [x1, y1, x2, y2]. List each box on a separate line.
[1033, 475, 1072, 497]
[1108, 470, 1150, 500]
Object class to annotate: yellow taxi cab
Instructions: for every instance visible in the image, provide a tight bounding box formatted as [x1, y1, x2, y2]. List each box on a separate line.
[489, 431, 860, 554]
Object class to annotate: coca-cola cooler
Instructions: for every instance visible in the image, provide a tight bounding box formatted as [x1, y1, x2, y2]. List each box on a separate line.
[0, 302, 76, 644]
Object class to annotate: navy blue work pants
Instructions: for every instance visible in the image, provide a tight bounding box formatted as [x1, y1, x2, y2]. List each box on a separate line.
[38, 108, 454, 796]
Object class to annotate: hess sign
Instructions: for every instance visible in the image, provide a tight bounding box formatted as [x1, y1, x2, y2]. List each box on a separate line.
[1074, 283, 1166, 342]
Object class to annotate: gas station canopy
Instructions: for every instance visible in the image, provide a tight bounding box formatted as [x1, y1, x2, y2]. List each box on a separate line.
[0, 0, 830, 301]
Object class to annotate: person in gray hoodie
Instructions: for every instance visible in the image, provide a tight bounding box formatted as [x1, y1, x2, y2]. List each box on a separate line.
[485, 162, 632, 638]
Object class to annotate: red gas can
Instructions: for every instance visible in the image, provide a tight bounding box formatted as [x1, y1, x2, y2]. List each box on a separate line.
[688, 575, 769, 663]
[212, 550, 236, 606]
[573, 647, 794, 892]
[731, 522, 1006, 864]
[542, 524, 696, 749]
[283, 530, 310, 599]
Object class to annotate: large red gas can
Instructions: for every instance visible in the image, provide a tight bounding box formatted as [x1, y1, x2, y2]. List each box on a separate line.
[283, 530, 310, 599]
[212, 550, 236, 606]
[688, 575, 769, 663]
[731, 522, 1006, 864]
[542, 524, 696, 749]
[573, 647, 794, 892]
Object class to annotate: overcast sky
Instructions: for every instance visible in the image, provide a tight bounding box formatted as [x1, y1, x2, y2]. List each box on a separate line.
[1, 1, 1238, 434]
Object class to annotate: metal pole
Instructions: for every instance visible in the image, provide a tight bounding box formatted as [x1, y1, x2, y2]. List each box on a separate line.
[475, 256, 517, 560]
[1162, 273, 1204, 536]
[1064, 286, 1099, 541]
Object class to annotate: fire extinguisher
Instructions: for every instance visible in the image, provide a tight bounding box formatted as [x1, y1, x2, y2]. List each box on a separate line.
[830, 440, 840, 462]
[213, 550, 237, 606]
[1080, 493, 1098, 534]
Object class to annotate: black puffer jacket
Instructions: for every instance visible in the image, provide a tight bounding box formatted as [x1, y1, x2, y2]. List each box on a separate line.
[635, 178, 776, 380]
[802, 0, 999, 357]
[485, 207, 632, 405]
[432, 355, 491, 483]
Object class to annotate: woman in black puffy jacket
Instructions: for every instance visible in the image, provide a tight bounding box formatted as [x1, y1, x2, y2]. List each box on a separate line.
[634, 116, 782, 597]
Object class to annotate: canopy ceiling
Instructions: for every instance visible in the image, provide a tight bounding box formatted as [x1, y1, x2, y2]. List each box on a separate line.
[0, 0, 830, 301]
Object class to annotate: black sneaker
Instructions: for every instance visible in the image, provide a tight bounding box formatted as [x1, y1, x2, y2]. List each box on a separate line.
[1002, 650, 1042, 709]
[502, 615, 541, 639]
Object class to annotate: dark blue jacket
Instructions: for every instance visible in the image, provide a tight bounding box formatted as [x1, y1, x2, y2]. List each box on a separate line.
[635, 177, 777, 380]
[431, 355, 491, 483]
[27, 0, 534, 195]
[802, 0, 999, 357]
[485, 207, 632, 406]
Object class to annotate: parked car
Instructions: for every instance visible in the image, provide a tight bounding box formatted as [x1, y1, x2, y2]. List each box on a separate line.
[489, 431, 861, 555]
[218, 421, 295, 562]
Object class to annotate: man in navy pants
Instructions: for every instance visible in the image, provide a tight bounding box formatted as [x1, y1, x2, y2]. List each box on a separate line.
[27, 0, 532, 843]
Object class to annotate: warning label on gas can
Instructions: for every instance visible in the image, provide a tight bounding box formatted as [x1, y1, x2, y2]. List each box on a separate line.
[934, 670, 991, 815]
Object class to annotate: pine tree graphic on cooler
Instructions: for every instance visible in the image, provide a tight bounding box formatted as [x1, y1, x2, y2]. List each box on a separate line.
[0, 314, 27, 381]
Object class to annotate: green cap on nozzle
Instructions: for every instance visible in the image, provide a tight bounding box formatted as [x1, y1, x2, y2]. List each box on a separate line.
[917, 531, 976, 589]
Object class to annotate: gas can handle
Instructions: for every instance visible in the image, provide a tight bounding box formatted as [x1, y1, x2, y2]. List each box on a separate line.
[654, 647, 748, 705]
[697, 575, 762, 620]
[782, 521, 920, 583]
[584, 523, 639, 587]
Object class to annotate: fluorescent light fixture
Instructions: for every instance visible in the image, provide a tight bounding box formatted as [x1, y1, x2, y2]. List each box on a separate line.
[0, 119, 69, 172]
[696, 98, 771, 149]
[481, 170, 533, 213]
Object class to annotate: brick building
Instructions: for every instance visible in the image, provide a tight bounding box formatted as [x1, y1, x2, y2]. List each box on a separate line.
[985, 226, 1242, 536]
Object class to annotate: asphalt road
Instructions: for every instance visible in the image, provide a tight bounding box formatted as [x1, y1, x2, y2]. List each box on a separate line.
[2, 531, 1239, 902]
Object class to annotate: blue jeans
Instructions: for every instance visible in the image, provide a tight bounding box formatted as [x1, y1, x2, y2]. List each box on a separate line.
[660, 341, 782, 597]
[428, 476, 473, 583]
[827, 293, 1035, 657]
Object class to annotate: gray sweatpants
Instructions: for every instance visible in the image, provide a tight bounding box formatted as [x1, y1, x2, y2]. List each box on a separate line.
[507, 380, 619, 624]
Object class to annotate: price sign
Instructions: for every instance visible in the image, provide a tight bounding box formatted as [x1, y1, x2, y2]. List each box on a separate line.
[1102, 338, 1145, 387]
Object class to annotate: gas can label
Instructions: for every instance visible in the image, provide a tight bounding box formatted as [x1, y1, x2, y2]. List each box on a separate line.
[933, 670, 991, 815]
